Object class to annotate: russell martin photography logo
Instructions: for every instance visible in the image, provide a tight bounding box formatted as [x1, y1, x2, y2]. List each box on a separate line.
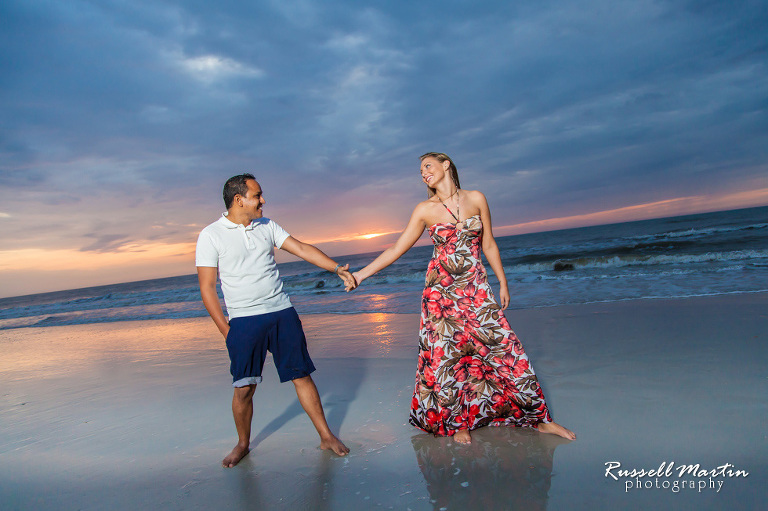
[604, 461, 749, 493]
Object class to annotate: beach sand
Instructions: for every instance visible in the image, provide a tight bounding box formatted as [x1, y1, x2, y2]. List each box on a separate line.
[1, 293, 766, 510]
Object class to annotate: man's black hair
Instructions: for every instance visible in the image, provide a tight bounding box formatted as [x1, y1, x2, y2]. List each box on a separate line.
[223, 173, 256, 209]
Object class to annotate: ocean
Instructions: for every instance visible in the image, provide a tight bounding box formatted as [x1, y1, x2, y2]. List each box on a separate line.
[1, 206, 767, 331]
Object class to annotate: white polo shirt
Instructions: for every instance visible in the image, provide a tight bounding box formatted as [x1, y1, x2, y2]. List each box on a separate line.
[195, 214, 293, 319]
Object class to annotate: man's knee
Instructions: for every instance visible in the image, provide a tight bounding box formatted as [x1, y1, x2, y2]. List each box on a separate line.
[291, 375, 313, 387]
[233, 384, 256, 401]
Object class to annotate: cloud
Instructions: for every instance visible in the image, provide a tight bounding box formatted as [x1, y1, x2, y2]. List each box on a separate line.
[174, 53, 264, 81]
[79, 234, 133, 253]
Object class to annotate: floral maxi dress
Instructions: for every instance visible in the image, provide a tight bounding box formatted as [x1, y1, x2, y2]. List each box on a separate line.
[409, 214, 553, 436]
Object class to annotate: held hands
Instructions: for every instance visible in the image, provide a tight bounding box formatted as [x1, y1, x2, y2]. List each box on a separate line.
[334, 264, 357, 292]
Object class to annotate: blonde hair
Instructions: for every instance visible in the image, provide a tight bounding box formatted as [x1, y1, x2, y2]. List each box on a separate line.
[420, 152, 461, 198]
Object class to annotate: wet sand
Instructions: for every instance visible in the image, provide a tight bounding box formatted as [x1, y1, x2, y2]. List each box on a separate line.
[1, 293, 766, 510]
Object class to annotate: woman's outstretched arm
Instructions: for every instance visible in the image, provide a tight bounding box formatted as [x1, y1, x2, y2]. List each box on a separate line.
[354, 204, 428, 284]
[475, 191, 510, 309]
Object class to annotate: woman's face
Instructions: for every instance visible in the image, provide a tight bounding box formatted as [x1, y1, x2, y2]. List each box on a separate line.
[420, 157, 449, 187]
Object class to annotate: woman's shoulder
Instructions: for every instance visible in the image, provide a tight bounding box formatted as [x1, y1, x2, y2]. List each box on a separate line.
[461, 189, 488, 204]
[415, 196, 442, 208]
[409, 197, 444, 222]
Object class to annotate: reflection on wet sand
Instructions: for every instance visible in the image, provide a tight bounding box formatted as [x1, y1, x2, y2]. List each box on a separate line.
[0, 317, 226, 376]
[366, 311, 396, 355]
[229, 447, 345, 510]
[301, 311, 419, 359]
[412, 427, 568, 511]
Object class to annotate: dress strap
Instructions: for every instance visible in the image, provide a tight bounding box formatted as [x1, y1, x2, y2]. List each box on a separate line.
[440, 198, 460, 223]
[441, 203, 460, 222]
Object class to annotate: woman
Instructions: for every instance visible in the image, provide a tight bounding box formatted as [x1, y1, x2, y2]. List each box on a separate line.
[353, 153, 575, 444]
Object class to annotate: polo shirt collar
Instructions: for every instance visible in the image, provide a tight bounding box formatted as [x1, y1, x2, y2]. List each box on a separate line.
[219, 213, 263, 230]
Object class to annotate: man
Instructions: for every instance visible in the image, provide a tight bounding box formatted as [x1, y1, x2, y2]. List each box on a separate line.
[196, 173, 355, 467]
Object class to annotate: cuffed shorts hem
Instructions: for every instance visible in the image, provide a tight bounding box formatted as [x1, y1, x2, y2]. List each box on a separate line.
[232, 376, 263, 388]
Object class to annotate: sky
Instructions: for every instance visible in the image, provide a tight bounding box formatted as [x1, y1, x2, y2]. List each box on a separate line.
[1, 0, 767, 298]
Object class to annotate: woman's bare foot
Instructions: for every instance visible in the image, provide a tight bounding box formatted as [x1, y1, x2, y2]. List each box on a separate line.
[454, 429, 472, 444]
[538, 422, 577, 440]
[320, 435, 350, 456]
[222, 443, 250, 468]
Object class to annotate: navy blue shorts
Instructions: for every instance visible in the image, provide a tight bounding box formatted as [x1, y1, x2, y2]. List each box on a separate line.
[225, 307, 316, 387]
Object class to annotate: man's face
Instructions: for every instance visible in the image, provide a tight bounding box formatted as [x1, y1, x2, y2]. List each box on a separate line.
[241, 179, 266, 218]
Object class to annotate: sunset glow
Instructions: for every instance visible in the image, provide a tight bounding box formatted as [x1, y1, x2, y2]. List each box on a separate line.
[302, 230, 401, 245]
[0, 242, 197, 272]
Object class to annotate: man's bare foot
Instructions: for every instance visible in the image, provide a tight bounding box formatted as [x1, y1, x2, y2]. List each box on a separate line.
[538, 422, 577, 440]
[320, 435, 350, 456]
[454, 429, 472, 444]
[222, 443, 250, 468]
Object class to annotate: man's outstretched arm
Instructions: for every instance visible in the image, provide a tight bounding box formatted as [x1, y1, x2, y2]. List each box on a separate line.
[197, 266, 230, 338]
[280, 236, 356, 291]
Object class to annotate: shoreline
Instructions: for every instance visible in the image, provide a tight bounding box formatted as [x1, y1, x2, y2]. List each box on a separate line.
[3, 288, 768, 333]
[1, 292, 766, 510]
